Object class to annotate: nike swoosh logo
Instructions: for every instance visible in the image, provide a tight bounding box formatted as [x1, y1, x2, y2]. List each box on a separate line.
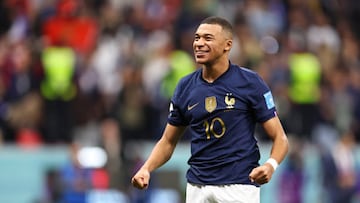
[187, 103, 199, 110]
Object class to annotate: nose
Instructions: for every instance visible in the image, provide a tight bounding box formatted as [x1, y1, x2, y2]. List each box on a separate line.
[194, 38, 205, 47]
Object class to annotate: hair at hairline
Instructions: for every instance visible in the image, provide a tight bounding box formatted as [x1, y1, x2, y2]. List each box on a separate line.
[200, 16, 234, 39]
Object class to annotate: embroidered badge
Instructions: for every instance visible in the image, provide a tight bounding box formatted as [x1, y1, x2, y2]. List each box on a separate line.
[205, 96, 217, 113]
[225, 93, 235, 109]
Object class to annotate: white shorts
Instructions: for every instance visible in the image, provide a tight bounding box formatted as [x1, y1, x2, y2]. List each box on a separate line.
[186, 183, 260, 203]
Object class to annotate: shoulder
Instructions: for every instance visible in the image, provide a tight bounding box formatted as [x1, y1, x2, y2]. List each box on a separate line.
[233, 64, 259, 77]
[230, 64, 264, 84]
[178, 68, 201, 86]
[173, 68, 201, 98]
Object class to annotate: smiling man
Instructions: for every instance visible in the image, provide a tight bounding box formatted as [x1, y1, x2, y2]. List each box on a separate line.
[131, 16, 289, 203]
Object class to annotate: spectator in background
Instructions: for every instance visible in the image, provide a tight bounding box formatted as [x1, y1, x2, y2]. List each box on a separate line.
[306, 11, 340, 55]
[59, 143, 93, 203]
[0, 40, 43, 144]
[40, 46, 76, 143]
[39, 0, 100, 144]
[160, 50, 196, 100]
[307, 11, 340, 81]
[0, 1, 11, 37]
[350, 67, 360, 141]
[286, 16, 322, 140]
[320, 130, 358, 203]
[278, 136, 304, 203]
[85, 1, 128, 112]
[244, 0, 284, 39]
[141, 30, 179, 137]
[230, 13, 264, 69]
[142, 30, 174, 106]
[42, 0, 98, 57]
[109, 61, 153, 142]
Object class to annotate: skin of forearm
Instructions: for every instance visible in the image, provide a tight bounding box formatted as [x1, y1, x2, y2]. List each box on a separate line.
[262, 117, 289, 164]
[141, 136, 178, 172]
[269, 133, 288, 164]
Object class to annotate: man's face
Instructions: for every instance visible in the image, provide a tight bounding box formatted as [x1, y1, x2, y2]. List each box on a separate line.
[193, 23, 231, 65]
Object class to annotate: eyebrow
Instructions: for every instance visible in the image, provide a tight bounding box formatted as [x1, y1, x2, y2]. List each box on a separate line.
[194, 33, 215, 38]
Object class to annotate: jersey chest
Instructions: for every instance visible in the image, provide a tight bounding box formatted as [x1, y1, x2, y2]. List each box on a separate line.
[182, 83, 250, 124]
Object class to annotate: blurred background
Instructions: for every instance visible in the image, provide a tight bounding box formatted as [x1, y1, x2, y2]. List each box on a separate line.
[0, 0, 359, 202]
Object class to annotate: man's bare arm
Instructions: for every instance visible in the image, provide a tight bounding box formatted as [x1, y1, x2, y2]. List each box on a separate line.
[249, 116, 289, 184]
[262, 116, 289, 165]
[131, 124, 186, 189]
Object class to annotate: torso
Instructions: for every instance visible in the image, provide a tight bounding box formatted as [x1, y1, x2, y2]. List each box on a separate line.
[168, 63, 276, 185]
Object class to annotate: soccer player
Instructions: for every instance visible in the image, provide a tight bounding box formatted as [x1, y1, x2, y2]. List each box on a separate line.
[131, 16, 289, 203]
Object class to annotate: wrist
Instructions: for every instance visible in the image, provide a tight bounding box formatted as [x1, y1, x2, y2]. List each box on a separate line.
[266, 158, 278, 171]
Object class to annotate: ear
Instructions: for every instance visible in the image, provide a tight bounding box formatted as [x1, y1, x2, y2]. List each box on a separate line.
[224, 39, 232, 51]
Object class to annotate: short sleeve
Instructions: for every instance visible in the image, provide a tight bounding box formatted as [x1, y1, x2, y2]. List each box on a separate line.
[249, 74, 277, 122]
[167, 79, 189, 126]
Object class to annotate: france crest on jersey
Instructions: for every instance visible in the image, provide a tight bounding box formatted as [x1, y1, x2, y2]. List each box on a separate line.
[168, 63, 277, 186]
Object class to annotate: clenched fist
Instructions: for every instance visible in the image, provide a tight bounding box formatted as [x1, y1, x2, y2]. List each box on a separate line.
[131, 168, 150, 189]
[248, 163, 274, 185]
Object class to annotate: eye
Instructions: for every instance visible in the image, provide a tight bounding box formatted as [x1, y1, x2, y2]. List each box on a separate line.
[204, 34, 214, 41]
[205, 36, 212, 41]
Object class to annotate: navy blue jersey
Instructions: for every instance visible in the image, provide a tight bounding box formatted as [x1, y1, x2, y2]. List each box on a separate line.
[168, 63, 277, 186]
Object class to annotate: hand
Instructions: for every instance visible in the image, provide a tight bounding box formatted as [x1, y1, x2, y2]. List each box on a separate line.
[249, 163, 274, 185]
[131, 168, 150, 189]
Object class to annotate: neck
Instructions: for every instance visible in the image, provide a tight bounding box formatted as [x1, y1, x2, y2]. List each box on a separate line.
[202, 58, 230, 83]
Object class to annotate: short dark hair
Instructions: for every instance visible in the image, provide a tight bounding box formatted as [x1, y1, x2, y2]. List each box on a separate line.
[200, 16, 233, 38]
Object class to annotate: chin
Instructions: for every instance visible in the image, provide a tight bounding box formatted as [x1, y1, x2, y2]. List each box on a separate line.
[195, 58, 208, 64]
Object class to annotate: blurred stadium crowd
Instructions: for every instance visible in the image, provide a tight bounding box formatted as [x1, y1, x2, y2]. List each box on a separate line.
[0, 0, 360, 202]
